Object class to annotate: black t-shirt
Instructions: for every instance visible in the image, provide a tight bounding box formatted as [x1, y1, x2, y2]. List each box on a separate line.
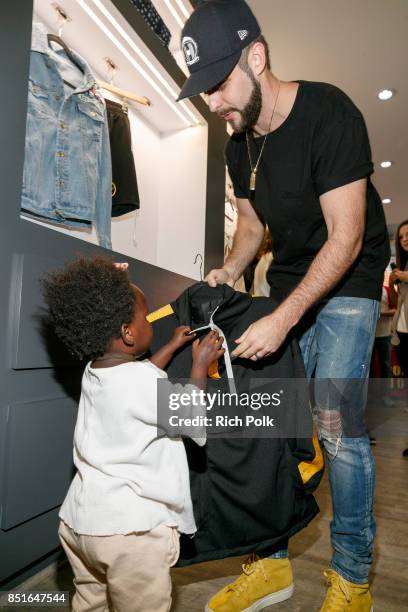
[225, 81, 390, 302]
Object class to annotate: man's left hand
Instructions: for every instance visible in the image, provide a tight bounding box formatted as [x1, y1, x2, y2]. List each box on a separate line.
[231, 312, 291, 361]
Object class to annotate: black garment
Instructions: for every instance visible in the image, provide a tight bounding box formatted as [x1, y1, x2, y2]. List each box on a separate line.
[395, 332, 408, 378]
[130, 0, 171, 48]
[226, 81, 390, 303]
[243, 255, 258, 292]
[370, 336, 392, 379]
[149, 283, 324, 566]
[105, 99, 140, 217]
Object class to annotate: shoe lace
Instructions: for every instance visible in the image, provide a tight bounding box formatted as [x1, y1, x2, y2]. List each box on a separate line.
[323, 571, 352, 611]
[226, 554, 268, 596]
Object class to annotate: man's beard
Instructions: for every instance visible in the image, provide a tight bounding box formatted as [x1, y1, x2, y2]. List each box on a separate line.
[230, 75, 262, 133]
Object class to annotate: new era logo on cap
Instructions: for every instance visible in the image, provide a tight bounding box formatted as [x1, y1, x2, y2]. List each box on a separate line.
[237, 30, 249, 40]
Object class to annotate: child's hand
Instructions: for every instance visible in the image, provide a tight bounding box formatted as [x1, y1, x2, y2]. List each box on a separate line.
[192, 330, 225, 368]
[150, 326, 194, 370]
[170, 326, 196, 351]
[114, 262, 129, 271]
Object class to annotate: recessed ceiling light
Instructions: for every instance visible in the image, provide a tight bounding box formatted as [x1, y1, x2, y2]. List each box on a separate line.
[378, 89, 394, 100]
[382, 198, 392, 204]
[380, 161, 393, 168]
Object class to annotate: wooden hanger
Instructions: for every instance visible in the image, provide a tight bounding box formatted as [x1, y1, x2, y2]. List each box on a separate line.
[97, 80, 151, 107]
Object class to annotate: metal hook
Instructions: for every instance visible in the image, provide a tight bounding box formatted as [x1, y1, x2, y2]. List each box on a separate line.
[104, 57, 118, 85]
[51, 3, 71, 37]
[193, 253, 204, 281]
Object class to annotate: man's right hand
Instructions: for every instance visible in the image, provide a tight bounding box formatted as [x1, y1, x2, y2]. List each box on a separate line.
[205, 268, 235, 287]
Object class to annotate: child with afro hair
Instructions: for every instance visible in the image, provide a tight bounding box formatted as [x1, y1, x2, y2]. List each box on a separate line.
[42, 257, 224, 612]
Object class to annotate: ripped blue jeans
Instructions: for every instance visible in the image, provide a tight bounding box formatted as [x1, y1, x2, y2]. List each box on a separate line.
[298, 297, 380, 584]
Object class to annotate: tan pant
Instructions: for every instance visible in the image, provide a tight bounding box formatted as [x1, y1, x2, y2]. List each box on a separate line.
[59, 521, 180, 612]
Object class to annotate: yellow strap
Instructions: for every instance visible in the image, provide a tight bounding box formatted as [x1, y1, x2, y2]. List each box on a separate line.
[146, 304, 174, 323]
[298, 433, 324, 484]
[208, 360, 221, 379]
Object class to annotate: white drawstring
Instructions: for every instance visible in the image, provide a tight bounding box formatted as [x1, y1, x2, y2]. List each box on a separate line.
[190, 305, 237, 394]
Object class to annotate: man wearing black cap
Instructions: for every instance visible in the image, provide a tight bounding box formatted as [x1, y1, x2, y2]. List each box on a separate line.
[179, 1, 389, 612]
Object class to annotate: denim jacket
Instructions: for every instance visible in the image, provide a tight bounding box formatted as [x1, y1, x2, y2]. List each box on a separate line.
[22, 23, 112, 249]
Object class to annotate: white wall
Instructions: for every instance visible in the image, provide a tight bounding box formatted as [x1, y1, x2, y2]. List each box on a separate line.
[156, 124, 208, 279]
[112, 111, 208, 280]
[111, 110, 161, 266]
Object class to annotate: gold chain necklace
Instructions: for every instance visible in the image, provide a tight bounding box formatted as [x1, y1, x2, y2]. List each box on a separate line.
[246, 80, 281, 193]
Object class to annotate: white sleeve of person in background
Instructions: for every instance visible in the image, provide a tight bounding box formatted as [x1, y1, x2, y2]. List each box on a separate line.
[253, 252, 273, 297]
[225, 182, 247, 293]
[396, 267, 408, 332]
[397, 296, 408, 332]
[376, 286, 393, 337]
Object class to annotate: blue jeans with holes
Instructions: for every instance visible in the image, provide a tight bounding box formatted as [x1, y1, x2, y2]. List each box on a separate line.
[269, 297, 379, 584]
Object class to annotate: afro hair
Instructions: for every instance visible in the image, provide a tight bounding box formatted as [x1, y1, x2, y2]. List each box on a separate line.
[41, 257, 135, 361]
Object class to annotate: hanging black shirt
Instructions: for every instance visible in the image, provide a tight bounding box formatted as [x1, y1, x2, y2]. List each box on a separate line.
[105, 99, 140, 217]
[225, 81, 390, 303]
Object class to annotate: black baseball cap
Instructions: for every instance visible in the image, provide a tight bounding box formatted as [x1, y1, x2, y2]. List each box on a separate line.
[178, 0, 261, 101]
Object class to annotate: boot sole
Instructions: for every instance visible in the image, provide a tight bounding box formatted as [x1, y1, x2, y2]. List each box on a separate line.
[205, 583, 294, 612]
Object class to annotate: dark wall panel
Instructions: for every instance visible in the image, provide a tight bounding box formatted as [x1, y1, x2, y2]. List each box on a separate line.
[1, 398, 77, 530]
[10, 253, 70, 370]
[0, 509, 60, 583]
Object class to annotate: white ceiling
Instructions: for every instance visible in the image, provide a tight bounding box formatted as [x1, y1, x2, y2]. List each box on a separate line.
[247, 0, 408, 233]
